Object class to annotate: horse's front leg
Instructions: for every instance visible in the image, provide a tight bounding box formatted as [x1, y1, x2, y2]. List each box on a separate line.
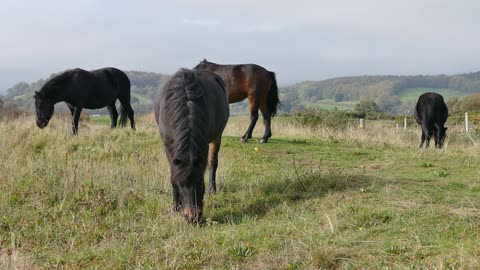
[208, 137, 222, 194]
[71, 107, 83, 135]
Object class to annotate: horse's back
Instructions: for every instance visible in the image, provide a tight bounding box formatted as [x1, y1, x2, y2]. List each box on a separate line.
[196, 70, 229, 138]
[91, 67, 130, 92]
[415, 92, 448, 125]
[156, 69, 229, 143]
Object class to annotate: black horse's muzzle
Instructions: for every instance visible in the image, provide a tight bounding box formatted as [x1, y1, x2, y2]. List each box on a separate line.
[36, 119, 48, 129]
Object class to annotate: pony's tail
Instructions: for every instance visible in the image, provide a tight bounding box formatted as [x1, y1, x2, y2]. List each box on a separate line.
[267, 71, 281, 117]
[119, 104, 128, 127]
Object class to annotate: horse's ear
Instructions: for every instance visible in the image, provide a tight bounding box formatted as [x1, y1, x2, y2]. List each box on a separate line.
[34, 91, 43, 98]
[201, 58, 207, 63]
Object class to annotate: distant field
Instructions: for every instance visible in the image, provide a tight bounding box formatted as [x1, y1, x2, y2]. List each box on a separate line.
[131, 93, 151, 104]
[302, 99, 356, 110]
[398, 88, 467, 102]
[90, 115, 110, 125]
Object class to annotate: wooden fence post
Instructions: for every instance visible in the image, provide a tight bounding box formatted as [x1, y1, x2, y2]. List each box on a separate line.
[359, 118, 365, 129]
[403, 117, 407, 131]
[465, 112, 470, 133]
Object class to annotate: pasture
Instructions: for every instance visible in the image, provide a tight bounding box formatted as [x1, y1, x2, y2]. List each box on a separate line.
[0, 115, 479, 269]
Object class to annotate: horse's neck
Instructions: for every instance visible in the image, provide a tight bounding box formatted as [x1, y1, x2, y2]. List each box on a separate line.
[44, 88, 66, 103]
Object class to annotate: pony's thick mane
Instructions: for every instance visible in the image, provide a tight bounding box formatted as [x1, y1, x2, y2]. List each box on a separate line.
[40, 69, 82, 97]
[164, 69, 208, 166]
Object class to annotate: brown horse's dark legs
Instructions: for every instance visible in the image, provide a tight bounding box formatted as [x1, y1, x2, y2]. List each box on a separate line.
[241, 110, 259, 142]
[260, 111, 272, 143]
[208, 138, 222, 194]
[107, 103, 118, 128]
[71, 107, 82, 135]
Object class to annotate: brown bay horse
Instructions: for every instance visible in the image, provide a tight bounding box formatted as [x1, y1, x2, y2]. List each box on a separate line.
[155, 68, 229, 223]
[194, 59, 281, 143]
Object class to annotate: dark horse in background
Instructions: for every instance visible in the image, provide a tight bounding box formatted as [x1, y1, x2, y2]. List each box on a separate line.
[194, 59, 280, 143]
[414, 92, 448, 148]
[155, 68, 229, 223]
[34, 67, 135, 135]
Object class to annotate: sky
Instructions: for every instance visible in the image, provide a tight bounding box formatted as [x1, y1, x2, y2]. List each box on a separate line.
[1, 0, 480, 93]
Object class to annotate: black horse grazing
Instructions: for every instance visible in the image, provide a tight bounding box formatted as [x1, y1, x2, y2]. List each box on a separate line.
[155, 68, 229, 223]
[34, 67, 135, 135]
[414, 92, 448, 148]
[194, 59, 280, 143]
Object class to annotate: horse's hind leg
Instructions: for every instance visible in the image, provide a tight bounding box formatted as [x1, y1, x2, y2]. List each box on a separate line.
[241, 98, 259, 142]
[208, 137, 222, 195]
[125, 103, 135, 130]
[107, 103, 118, 129]
[419, 130, 425, 148]
[119, 98, 136, 130]
[259, 106, 272, 144]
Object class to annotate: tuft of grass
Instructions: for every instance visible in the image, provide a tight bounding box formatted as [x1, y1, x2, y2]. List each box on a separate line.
[421, 161, 434, 168]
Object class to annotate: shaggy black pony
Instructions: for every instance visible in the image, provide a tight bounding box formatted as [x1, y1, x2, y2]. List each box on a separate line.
[155, 68, 229, 223]
[34, 67, 135, 134]
[414, 92, 448, 148]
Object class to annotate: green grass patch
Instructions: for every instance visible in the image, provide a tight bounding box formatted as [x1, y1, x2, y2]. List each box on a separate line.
[398, 88, 467, 102]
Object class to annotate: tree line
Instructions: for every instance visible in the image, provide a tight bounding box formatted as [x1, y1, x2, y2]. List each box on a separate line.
[2, 70, 480, 117]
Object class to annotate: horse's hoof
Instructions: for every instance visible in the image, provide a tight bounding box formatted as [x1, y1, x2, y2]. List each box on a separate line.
[240, 137, 248, 143]
[260, 139, 268, 144]
[208, 189, 216, 195]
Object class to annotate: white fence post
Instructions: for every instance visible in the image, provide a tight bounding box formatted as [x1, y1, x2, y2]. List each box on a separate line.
[359, 118, 365, 129]
[403, 117, 407, 131]
[465, 112, 470, 133]
[396, 123, 399, 131]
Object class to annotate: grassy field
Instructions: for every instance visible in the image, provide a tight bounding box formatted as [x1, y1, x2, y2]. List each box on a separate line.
[301, 99, 357, 111]
[398, 88, 467, 103]
[1, 115, 479, 269]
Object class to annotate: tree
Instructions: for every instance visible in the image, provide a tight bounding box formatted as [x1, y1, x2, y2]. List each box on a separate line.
[354, 99, 380, 118]
[377, 96, 402, 114]
[334, 92, 344, 102]
[460, 94, 480, 112]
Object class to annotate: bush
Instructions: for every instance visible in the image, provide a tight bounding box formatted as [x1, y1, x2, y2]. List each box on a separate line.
[288, 109, 353, 129]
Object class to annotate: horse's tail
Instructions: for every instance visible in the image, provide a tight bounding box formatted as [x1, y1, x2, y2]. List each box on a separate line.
[119, 103, 129, 127]
[267, 71, 281, 117]
[118, 70, 132, 128]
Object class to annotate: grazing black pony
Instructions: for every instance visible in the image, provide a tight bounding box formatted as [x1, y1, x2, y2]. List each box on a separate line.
[414, 92, 448, 148]
[34, 67, 135, 134]
[155, 68, 229, 223]
[194, 59, 280, 143]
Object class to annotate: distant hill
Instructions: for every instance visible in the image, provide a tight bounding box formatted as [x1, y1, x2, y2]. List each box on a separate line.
[4, 70, 480, 116]
[280, 72, 480, 113]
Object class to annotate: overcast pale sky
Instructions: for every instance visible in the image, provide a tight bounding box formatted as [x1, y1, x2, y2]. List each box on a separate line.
[1, 0, 480, 92]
